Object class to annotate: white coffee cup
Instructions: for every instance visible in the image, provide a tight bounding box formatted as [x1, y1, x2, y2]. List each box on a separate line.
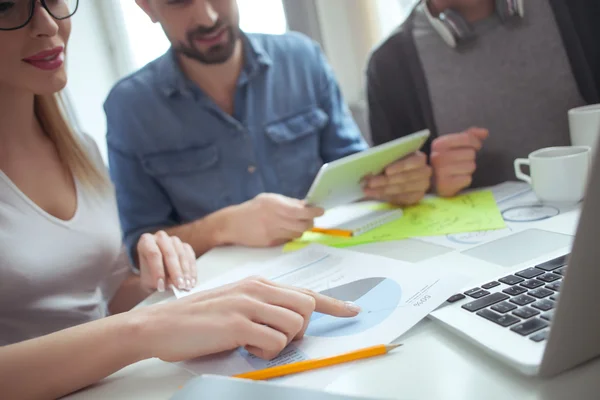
[514, 146, 591, 204]
[569, 104, 600, 153]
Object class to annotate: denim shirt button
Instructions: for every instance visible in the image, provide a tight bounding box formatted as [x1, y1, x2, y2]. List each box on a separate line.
[247, 165, 257, 174]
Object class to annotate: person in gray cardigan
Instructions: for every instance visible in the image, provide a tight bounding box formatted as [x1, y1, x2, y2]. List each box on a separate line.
[368, 0, 600, 196]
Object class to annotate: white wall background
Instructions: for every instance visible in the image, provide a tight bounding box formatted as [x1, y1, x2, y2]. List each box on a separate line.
[377, 0, 419, 39]
[313, 0, 417, 141]
[65, 1, 117, 161]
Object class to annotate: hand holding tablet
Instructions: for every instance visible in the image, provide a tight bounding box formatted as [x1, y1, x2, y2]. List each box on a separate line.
[305, 130, 431, 209]
[361, 151, 432, 206]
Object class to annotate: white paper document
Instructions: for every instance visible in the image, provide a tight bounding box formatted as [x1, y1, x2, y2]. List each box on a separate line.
[173, 245, 465, 384]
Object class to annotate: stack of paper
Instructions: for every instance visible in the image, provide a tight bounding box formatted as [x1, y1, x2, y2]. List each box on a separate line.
[173, 245, 466, 388]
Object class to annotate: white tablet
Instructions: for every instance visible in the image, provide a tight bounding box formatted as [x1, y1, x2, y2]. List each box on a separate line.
[305, 129, 430, 209]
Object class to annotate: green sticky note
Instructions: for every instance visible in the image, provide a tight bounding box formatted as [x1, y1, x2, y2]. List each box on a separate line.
[283, 190, 506, 252]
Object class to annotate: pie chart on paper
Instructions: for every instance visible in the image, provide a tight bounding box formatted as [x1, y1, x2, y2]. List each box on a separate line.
[305, 277, 402, 338]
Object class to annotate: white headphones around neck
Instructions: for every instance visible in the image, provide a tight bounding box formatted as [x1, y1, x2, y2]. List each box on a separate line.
[424, 0, 525, 48]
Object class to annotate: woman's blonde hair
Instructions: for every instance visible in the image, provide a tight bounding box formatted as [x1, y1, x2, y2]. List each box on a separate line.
[34, 93, 108, 189]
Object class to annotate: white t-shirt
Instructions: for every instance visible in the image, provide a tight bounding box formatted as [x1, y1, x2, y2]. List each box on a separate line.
[0, 136, 130, 345]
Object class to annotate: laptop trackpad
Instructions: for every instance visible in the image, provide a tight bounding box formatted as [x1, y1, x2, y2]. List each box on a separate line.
[462, 229, 574, 267]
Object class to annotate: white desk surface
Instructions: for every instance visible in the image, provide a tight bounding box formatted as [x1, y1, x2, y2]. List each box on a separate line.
[64, 209, 600, 400]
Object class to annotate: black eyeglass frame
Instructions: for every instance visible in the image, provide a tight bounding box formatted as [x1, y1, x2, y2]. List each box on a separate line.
[0, 0, 79, 31]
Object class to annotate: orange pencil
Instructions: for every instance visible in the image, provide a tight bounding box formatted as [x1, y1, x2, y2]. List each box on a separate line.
[234, 344, 402, 381]
[309, 227, 353, 237]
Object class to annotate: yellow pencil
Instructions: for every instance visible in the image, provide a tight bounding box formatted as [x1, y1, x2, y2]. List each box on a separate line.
[234, 344, 402, 381]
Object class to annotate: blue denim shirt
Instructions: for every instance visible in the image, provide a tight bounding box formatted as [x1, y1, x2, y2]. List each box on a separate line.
[105, 33, 367, 254]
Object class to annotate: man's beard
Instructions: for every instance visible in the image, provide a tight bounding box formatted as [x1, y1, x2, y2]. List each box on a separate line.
[173, 22, 240, 65]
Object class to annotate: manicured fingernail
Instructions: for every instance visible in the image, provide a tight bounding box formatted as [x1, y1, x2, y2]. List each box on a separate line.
[345, 301, 361, 314]
[178, 277, 186, 289]
[157, 278, 165, 293]
[191, 278, 197, 287]
[186, 279, 192, 289]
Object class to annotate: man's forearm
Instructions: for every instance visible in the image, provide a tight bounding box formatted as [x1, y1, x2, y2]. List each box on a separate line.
[163, 205, 238, 255]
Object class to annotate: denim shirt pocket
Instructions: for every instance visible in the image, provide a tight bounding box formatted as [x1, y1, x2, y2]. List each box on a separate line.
[140, 144, 229, 216]
[265, 107, 329, 199]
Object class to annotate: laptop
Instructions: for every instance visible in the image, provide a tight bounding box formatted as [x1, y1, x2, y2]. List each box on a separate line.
[430, 144, 600, 377]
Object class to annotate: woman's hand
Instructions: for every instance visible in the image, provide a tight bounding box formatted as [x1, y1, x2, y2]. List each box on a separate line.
[133, 276, 362, 362]
[136, 230, 197, 292]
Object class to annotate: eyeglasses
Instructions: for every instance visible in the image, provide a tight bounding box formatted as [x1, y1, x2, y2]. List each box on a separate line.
[0, 0, 79, 31]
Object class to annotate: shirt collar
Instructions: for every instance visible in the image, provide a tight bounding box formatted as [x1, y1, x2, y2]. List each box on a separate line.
[157, 33, 272, 98]
[156, 48, 193, 98]
[239, 34, 272, 85]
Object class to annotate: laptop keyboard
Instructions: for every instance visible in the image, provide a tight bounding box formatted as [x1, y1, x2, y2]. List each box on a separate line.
[448, 254, 569, 343]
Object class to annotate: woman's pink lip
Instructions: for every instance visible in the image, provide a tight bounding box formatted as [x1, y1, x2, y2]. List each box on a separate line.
[24, 46, 64, 62]
[23, 47, 64, 71]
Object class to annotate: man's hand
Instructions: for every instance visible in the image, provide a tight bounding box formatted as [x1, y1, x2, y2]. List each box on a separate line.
[362, 152, 432, 206]
[222, 193, 324, 247]
[430, 127, 489, 197]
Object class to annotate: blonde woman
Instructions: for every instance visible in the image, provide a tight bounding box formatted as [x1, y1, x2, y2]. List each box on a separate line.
[0, 2, 360, 399]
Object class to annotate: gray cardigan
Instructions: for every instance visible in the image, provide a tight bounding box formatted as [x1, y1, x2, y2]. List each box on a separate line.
[367, 0, 600, 154]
